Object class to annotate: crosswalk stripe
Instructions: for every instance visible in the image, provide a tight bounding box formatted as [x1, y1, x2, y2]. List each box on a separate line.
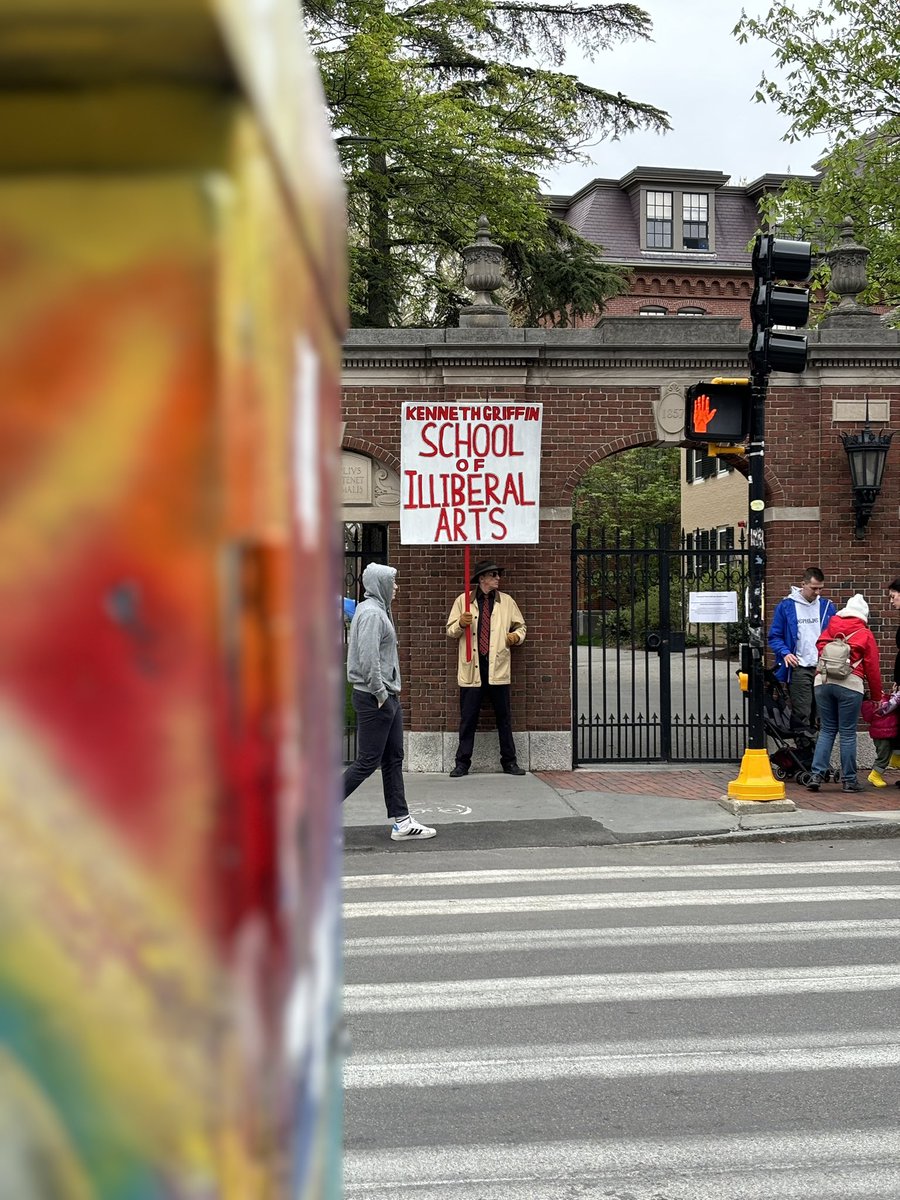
[345, 859, 900, 1199]
[344, 858, 900, 889]
[345, 1028, 900, 1088]
[345, 916, 900, 956]
[344, 961, 900, 1013]
[344, 1129, 900, 1198]
[344, 883, 900, 919]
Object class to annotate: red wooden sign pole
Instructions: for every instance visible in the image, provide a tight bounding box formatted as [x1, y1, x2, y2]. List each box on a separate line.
[464, 545, 472, 662]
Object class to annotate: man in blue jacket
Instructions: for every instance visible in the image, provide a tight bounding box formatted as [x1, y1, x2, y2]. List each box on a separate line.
[767, 567, 836, 736]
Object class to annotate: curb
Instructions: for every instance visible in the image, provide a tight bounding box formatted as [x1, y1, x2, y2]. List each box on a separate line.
[617, 821, 900, 847]
[343, 816, 900, 853]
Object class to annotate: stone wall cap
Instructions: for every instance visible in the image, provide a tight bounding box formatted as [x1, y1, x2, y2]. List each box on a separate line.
[596, 316, 744, 346]
[344, 328, 446, 345]
[813, 325, 900, 345]
[443, 328, 526, 344]
[343, 319, 900, 357]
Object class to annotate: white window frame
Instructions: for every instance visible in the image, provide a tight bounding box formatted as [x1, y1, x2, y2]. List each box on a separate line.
[642, 187, 715, 252]
[682, 192, 710, 250]
[645, 190, 673, 249]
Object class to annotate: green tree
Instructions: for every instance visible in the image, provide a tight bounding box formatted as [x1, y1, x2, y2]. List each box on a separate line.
[573, 447, 681, 542]
[735, 0, 900, 311]
[573, 448, 683, 645]
[306, 0, 669, 327]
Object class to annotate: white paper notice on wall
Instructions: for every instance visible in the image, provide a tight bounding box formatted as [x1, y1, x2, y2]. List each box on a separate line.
[400, 401, 543, 544]
[688, 591, 739, 624]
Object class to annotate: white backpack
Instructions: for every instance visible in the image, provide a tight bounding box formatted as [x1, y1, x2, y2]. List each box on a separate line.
[817, 630, 859, 681]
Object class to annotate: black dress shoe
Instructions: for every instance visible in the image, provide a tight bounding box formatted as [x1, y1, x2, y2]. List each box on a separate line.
[449, 765, 468, 778]
[502, 763, 526, 776]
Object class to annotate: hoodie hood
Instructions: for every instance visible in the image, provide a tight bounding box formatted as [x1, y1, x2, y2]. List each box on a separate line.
[789, 584, 819, 608]
[362, 562, 397, 614]
[837, 593, 869, 622]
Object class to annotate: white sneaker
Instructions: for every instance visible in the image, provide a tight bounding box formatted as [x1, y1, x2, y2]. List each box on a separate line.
[390, 817, 436, 841]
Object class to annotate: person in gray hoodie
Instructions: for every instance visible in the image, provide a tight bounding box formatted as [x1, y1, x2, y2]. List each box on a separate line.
[343, 563, 436, 841]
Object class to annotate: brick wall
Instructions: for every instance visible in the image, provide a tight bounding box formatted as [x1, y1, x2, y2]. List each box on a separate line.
[343, 325, 900, 751]
[765, 383, 900, 658]
[594, 270, 752, 325]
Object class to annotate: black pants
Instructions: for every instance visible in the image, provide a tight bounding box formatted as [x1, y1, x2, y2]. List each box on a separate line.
[789, 665, 817, 733]
[455, 676, 518, 770]
[343, 691, 408, 820]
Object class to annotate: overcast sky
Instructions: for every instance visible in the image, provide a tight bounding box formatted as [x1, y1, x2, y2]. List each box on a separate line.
[543, 0, 824, 195]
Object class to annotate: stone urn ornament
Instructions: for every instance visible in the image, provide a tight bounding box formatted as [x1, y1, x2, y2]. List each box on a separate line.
[459, 215, 509, 328]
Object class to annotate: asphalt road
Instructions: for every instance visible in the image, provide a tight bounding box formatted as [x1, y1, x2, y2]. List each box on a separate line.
[343, 840, 900, 1198]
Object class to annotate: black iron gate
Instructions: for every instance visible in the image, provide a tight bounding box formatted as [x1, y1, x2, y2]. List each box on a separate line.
[572, 524, 750, 764]
[342, 522, 389, 763]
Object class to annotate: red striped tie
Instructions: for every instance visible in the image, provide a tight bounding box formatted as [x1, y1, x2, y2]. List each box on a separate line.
[479, 596, 491, 656]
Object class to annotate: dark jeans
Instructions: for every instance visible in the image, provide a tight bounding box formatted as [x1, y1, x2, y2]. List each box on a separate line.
[811, 683, 863, 783]
[343, 691, 408, 820]
[455, 681, 518, 769]
[788, 665, 817, 733]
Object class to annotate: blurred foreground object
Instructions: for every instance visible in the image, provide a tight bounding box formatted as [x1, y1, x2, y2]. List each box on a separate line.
[0, 1, 346, 1196]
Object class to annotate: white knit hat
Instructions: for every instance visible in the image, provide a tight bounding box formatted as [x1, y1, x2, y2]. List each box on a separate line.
[838, 593, 869, 622]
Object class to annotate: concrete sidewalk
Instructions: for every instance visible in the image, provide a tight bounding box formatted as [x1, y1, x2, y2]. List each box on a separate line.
[343, 765, 900, 852]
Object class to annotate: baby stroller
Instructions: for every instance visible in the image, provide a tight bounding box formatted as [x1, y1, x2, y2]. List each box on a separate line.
[764, 671, 839, 785]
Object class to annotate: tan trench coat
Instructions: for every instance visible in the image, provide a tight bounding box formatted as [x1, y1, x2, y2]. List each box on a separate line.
[446, 590, 526, 687]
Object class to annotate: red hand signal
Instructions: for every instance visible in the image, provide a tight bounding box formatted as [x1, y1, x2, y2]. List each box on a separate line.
[692, 392, 717, 433]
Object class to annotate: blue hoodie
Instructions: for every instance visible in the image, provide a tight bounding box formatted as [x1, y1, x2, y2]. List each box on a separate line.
[767, 587, 836, 682]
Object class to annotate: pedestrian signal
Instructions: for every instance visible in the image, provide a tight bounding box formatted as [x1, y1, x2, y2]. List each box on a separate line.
[685, 381, 752, 443]
[749, 235, 812, 375]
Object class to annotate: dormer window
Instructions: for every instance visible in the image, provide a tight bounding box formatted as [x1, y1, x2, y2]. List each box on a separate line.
[682, 193, 709, 249]
[646, 191, 673, 248]
[641, 187, 715, 252]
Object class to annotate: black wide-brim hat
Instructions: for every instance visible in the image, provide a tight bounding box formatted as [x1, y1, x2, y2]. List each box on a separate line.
[470, 559, 503, 584]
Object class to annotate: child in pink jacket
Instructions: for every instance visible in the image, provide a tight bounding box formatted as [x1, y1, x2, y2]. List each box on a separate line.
[862, 694, 899, 787]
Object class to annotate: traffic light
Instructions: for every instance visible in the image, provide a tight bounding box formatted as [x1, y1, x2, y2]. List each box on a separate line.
[749, 234, 812, 375]
[685, 380, 752, 443]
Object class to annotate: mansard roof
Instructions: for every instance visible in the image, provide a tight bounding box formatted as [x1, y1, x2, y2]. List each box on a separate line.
[546, 167, 818, 272]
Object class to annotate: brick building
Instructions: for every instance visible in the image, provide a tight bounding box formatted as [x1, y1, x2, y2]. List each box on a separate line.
[546, 165, 817, 324]
[549, 166, 822, 549]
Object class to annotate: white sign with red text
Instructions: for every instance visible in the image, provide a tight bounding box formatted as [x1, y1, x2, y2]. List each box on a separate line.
[400, 402, 543, 544]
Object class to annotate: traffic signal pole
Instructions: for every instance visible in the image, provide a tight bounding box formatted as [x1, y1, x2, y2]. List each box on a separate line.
[723, 368, 788, 801]
[724, 233, 812, 806]
[746, 369, 768, 754]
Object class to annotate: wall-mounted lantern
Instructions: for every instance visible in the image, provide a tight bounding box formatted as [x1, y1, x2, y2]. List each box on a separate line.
[841, 401, 894, 538]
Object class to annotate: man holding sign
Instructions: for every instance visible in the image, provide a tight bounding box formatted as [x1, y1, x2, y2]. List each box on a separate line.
[446, 560, 527, 777]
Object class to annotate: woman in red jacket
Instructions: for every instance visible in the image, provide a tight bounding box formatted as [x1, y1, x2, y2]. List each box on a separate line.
[807, 593, 883, 792]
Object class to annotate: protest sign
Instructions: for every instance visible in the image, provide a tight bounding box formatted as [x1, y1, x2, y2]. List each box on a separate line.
[400, 402, 543, 544]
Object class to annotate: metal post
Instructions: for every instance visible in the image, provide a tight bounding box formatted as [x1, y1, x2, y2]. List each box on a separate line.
[658, 523, 673, 761]
[723, 370, 790, 806]
[746, 371, 767, 750]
